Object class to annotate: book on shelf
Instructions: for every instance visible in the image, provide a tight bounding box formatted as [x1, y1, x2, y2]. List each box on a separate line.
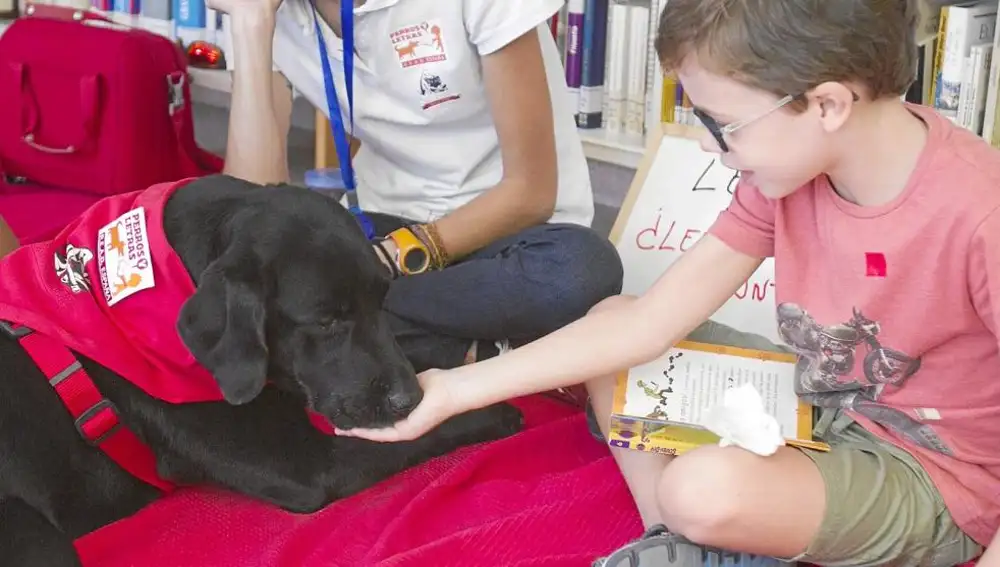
[560, 0, 1000, 154]
[607, 339, 830, 456]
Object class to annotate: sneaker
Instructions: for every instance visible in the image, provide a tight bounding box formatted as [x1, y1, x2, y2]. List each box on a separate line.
[594, 525, 792, 567]
[465, 339, 511, 365]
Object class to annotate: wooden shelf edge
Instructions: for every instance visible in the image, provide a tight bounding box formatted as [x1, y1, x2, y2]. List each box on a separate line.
[579, 122, 704, 168]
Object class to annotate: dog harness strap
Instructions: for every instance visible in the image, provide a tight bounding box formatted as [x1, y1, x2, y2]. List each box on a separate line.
[1, 321, 176, 492]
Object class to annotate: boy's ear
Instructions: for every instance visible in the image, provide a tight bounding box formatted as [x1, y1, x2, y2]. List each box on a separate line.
[809, 82, 856, 133]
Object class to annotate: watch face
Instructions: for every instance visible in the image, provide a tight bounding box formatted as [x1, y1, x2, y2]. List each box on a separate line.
[402, 247, 429, 274]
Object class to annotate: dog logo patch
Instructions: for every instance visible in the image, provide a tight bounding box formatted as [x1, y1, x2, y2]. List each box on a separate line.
[54, 243, 95, 294]
[96, 207, 156, 307]
[390, 20, 446, 68]
[419, 70, 460, 109]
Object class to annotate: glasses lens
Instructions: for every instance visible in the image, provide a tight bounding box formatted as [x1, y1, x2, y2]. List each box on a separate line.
[692, 108, 729, 152]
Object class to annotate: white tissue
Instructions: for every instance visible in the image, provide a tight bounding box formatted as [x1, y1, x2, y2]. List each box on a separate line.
[702, 383, 785, 456]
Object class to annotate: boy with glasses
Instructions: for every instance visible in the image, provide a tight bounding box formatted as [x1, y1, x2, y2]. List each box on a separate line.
[338, 1, 1000, 564]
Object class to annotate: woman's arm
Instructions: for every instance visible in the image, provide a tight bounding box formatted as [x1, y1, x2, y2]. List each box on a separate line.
[222, 9, 293, 184]
[0, 216, 17, 257]
[430, 29, 558, 260]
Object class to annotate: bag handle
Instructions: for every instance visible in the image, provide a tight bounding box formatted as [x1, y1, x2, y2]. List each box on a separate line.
[23, 3, 112, 23]
[10, 62, 102, 155]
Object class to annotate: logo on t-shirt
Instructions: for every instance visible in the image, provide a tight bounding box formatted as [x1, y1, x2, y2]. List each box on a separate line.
[419, 70, 460, 109]
[390, 20, 447, 68]
[96, 207, 156, 307]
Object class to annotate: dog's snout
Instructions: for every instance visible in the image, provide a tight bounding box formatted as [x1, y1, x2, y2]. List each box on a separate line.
[387, 387, 422, 416]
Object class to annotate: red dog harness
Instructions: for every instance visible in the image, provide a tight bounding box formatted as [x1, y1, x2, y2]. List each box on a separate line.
[0, 320, 176, 491]
[0, 180, 332, 492]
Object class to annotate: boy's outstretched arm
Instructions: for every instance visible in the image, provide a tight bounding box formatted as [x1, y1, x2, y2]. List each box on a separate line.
[979, 529, 1000, 567]
[451, 233, 763, 410]
[970, 210, 1000, 567]
[338, 232, 764, 442]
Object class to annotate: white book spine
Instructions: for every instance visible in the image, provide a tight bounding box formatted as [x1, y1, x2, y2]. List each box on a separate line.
[971, 45, 994, 133]
[980, 8, 1000, 141]
[605, 2, 630, 133]
[625, 4, 649, 136]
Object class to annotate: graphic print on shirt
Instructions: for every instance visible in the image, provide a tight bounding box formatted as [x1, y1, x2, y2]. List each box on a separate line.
[54, 243, 94, 294]
[776, 302, 953, 456]
[390, 20, 446, 68]
[419, 70, 460, 109]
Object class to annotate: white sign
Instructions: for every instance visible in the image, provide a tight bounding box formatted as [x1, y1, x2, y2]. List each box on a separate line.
[611, 130, 780, 344]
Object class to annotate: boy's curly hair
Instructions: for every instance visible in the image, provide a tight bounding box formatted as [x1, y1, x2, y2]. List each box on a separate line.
[654, 0, 920, 105]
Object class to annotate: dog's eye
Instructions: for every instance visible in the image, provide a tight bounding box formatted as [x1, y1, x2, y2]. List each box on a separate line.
[313, 318, 337, 331]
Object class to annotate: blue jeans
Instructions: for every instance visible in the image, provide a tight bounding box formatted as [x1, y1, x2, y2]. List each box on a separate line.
[368, 213, 624, 372]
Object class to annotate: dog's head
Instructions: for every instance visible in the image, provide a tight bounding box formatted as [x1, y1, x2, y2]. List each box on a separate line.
[167, 176, 421, 430]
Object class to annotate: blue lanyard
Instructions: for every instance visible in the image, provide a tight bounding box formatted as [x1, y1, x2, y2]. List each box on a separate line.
[310, 0, 376, 240]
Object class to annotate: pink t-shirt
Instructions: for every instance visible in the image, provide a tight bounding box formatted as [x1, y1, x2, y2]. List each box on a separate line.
[708, 103, 1000, 546]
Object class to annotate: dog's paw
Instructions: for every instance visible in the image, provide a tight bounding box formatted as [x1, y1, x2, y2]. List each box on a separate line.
[437, 402, 524, 447]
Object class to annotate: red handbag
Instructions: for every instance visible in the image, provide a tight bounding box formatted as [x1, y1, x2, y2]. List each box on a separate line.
[0, 5, 223, 196]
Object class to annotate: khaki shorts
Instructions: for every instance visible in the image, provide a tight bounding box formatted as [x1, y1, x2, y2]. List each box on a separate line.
[791, 408, 981, 567]
[592, 320, 983, 567]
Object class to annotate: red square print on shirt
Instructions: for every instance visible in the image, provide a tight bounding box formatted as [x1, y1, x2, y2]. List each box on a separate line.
[865, 252, 887, 278]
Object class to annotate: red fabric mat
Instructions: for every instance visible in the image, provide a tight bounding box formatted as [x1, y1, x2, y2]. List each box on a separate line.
[75, 396, 644, 567]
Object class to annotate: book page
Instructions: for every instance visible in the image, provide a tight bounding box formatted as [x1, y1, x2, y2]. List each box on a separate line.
[618, 344, 801, 438]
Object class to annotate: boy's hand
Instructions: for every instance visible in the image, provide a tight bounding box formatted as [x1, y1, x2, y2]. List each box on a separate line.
[335, 368, 465, 442]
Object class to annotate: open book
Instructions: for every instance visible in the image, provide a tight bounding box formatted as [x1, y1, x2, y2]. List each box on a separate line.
[608, 340, 829, 455]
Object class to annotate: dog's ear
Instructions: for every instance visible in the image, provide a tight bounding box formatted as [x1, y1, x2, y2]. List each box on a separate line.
[176, 247, 268, 405]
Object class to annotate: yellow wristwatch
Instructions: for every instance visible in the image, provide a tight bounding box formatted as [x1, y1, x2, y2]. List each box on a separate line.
[386, 227, 431, 275]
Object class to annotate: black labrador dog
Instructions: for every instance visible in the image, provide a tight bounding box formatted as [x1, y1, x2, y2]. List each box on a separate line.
[0, 175, 523, 567]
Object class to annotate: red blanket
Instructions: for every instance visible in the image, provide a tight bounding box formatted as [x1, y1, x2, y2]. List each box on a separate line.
[75, 396, 644, 567]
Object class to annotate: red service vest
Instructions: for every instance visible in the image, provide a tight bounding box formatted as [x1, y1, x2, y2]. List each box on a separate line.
[0, 180, 332, 492]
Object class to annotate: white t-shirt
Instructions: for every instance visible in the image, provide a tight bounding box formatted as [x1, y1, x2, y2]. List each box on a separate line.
[259, 0, 594, 227]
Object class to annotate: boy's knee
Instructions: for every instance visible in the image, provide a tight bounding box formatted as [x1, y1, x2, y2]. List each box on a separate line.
[657, 447, 746, 543]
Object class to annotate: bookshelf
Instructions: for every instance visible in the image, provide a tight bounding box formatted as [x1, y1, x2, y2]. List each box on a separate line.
[578, 127, 645, 168]
[183, 67, 649, 168]
[0, 14, 652, 169]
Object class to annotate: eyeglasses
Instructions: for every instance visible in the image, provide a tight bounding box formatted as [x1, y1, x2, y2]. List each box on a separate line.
[693, 91, 862, 152]
[692, 94, 797, 153]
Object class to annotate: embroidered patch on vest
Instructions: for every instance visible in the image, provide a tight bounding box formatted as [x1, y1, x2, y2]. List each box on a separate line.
[97, 207, 156, 307]
[54, 243, 95, 293]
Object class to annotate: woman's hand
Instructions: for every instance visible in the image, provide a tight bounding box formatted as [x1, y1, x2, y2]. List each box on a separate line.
[335, 368, 466, 442]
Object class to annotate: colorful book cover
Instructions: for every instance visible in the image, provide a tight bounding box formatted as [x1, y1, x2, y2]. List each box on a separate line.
[607, 340, 829, 456]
